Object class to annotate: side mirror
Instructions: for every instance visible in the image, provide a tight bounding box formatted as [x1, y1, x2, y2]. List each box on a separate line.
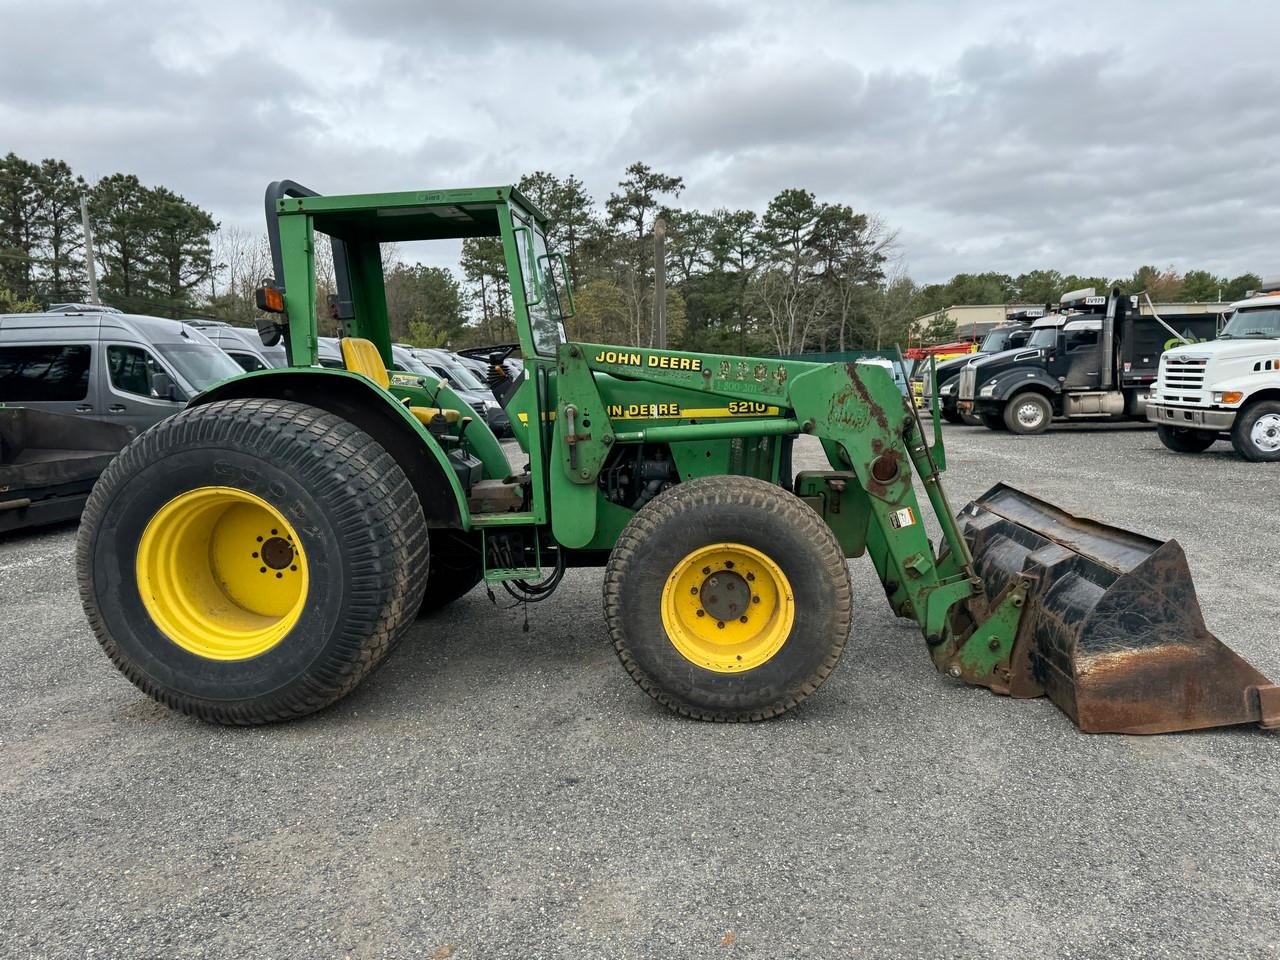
[151, 371, 181, 403]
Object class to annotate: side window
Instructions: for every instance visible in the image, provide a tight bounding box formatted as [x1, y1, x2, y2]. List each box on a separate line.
[107, 345, 162, 398]
[1065, 328, 1100, 351]
[229, 352, 266, 372]
[0, 344, 92, 402]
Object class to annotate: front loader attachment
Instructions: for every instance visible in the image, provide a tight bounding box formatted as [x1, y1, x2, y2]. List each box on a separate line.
[958, 484, 1280, 734]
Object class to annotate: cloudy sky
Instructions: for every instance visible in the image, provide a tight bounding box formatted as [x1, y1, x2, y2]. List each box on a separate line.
[2, 0, 1277, 282]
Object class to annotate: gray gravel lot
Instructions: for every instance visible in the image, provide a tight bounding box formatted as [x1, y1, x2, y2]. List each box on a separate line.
[1, 422, 1277, 960]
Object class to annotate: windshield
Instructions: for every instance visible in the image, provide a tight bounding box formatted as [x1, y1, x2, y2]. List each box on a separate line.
[1027, 327, 1059, 348]
[156, 342, 242, 391]
[438, 356, 486, 390]
[513, 212, 567, 357]
[1220, 307, 1280, 340]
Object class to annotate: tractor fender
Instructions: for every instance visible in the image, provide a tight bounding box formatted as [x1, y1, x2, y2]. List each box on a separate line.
[986, 368, 1061, 403]
[191, 368, 471, 529]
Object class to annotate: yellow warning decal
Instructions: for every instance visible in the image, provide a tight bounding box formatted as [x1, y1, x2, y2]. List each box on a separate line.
[605, 402, 781, 420]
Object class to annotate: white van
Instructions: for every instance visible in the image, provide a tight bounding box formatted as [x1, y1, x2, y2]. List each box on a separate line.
[0, 307, 243, 433]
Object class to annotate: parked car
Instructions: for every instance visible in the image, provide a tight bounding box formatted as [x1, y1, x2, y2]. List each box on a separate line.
[184, 319, 285, 370]
[0, 307, 243, 433]
[410, 347, 512, 437]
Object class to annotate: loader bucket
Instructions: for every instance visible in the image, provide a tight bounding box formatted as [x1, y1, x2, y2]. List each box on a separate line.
[958, 484, 1280, 734]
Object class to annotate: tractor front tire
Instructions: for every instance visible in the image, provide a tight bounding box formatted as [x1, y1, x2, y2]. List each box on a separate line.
[76, 398, 428, 724]
[603, 476, 852, 721]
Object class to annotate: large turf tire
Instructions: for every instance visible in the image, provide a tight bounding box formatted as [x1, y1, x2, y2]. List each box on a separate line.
[1003, 391, 1052, 434]
[1230, 400, 1280, 462]
[76, 398, 428, 724]
[1156, 424, 1217, 454]
[603, 475, 852, 721]
[418, 529, 483, 616]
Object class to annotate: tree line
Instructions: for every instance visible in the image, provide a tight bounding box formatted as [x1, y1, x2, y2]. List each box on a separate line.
[0, 152, 1265, 354]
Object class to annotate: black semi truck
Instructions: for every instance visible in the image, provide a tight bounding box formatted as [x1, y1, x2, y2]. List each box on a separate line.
[926, 308, 1042, 423]
[956, 289, 1221, 434]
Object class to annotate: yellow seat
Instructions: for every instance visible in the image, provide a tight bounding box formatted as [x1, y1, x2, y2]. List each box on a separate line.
[339, 338, 459, 426]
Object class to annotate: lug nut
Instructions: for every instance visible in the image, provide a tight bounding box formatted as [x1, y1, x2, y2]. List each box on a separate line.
[739, 616, 748, 623]
[948, 664, 962, 678]
[752, 596, 760, 604]
[696, 610, 705, 618]
[724, 561, 734, 569]
[716, 621, 725, 629]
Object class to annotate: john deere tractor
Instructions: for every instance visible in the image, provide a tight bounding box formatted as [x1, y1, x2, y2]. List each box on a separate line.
[76, 181, 1280, 733]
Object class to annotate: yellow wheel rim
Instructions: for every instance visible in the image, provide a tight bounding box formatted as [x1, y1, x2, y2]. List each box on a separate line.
[135, 486, 309, 661]
[660, 542, 795, 673]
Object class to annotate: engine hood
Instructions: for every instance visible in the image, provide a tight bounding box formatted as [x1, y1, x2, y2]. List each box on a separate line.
[1163, 338, 1279, 362]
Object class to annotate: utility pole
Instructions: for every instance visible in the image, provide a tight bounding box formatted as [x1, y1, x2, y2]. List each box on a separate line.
[80, 196, 100, 305]
[653, 216, 666, 347]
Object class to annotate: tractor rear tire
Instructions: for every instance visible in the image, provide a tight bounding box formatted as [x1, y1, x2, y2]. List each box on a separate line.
[76, 398, 428, 724]
[1004, 392, 1052, 434]
[603, 475, 852, 721]
[1156, 424, 1217, 454]
[418, 529, 483, 616]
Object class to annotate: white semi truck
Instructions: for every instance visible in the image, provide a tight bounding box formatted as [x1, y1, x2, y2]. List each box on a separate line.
[1148, 281, 1280, 461]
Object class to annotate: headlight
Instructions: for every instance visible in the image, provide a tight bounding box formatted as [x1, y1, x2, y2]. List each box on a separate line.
[979, 384, 996, 397]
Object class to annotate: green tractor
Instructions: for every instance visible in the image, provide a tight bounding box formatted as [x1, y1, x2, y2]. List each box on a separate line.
[76, 180, 1280, 733]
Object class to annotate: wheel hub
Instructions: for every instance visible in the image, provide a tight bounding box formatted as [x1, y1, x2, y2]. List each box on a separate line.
[700, 569, 750, 622]
[261, 535, 295, 570]
[660, 543, 795, 673]
[1017, 402, 1042, 426]
[1253, 414, 1280, 452]
[135, 486, 309, 661]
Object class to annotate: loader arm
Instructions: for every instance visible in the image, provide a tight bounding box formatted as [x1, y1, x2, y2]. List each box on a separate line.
[552, 343, 986, 648]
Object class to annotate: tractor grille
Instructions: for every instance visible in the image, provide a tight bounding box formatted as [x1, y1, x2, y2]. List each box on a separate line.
[958, 364, 977, 401]
[1157, 355, 1208, 404]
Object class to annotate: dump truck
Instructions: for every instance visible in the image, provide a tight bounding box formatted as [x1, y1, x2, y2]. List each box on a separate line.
[1147, 280, 1280, 461]
[914, 310, 1041, 423]
[957, 289, 1220, 433]
[74, 180, 1279, 734]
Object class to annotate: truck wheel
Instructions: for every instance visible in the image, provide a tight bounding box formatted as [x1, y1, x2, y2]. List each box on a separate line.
[418, 529, 483, 616]
[1157, 424, 1217, 454]
[76, 398, 429, 724]
[979, 411, 1007, 431]
[1231, 400, 1280, 462]
[603, 475, 852, 721]
[962, 412, 984, 427]
[941, 408, 963, 425]
[1004, 392, 1052, 434]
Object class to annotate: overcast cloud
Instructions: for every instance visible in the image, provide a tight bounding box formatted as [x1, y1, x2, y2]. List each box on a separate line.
[1, 0, 1276, 281]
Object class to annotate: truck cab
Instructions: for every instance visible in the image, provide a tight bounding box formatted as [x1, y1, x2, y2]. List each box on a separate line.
[957, 289, 1219, 434]
[928, 311, 1040, 423]
[1148, 282, 1280, 461]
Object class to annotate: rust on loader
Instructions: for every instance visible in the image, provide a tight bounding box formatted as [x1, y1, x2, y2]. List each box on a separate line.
[958, 484, 1280, 733]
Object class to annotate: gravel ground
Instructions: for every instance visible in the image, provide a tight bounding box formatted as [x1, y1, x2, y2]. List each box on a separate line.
[1, 422, 1277, 960]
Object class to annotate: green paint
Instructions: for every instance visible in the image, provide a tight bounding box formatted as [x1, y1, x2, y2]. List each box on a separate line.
[239, 179, 1032, 696]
